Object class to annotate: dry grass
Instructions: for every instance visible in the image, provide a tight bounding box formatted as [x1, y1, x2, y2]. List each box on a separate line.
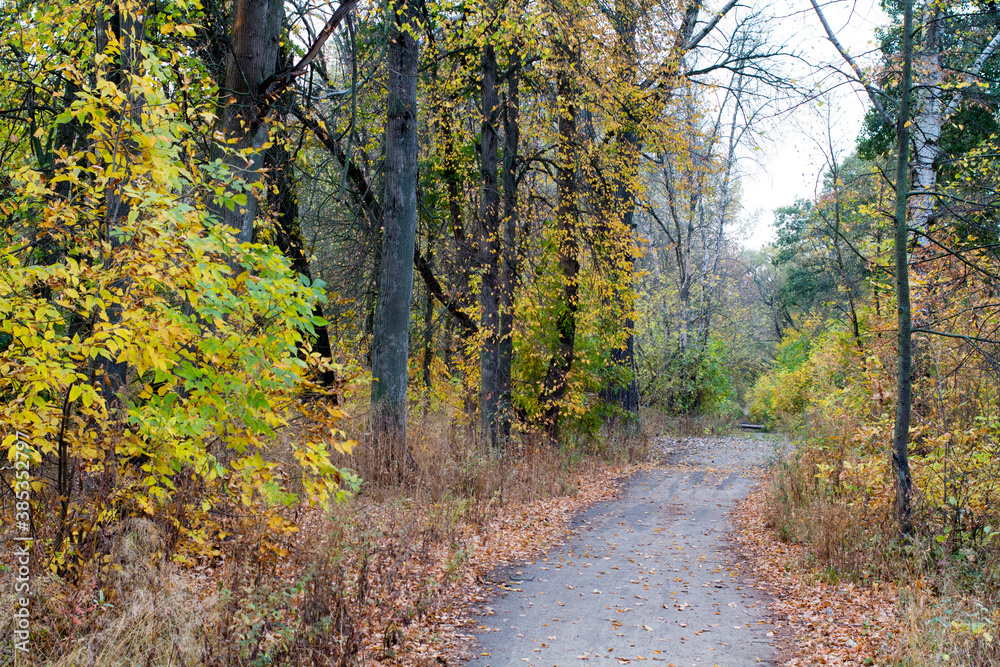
[890, 581, 1000, 666]
[734, 485, 901, 666]
[1, 518, 212, 667]
[0, 407, 649, 667]
[761, 435, 1000, 665]
[764, 446, 900, 581]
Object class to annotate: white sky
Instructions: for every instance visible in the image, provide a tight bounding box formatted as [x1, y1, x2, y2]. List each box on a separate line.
[734, 0, 889, 248]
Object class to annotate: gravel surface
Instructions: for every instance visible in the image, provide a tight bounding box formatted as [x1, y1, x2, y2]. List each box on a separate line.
[468, 435, 782, 667]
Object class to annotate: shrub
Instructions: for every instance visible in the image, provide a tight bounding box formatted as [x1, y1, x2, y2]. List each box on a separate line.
[0, 37, 353, 573]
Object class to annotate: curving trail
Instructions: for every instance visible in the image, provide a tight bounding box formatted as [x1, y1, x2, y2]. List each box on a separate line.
[469, 436, 782, 667]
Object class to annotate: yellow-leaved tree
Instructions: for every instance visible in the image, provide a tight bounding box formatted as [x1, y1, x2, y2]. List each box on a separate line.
[0, 0, 354, 571]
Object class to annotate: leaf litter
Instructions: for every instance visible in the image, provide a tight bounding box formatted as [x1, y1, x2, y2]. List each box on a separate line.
[210, 436, 902, 667]
[732, 486, 901, 666]
[277, 460, 644, 666]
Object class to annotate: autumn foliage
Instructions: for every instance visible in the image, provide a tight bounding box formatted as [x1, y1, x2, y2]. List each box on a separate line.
[0, 0, 353, 575]
[751, 162, 1000, 661]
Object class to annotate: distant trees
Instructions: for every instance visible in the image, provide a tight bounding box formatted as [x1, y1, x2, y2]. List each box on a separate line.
[770, 154, 876, 344]
[291, 0, 767, 445]
[635, 64, 765, 414]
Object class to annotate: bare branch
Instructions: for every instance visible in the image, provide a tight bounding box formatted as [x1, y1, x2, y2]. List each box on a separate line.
[685, 0, 739, 52]
[639, 0, 741, 90]
[256, 0, 359, 121]
[808, 0, 892, 126]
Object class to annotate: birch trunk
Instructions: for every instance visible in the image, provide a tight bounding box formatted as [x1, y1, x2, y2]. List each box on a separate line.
[910, 4, 942, 235]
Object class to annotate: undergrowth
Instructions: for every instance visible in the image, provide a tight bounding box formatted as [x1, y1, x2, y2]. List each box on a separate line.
[750, 253, 1000, 663]
[763, 420, 1000, 665]
[0, 403, 649, 667]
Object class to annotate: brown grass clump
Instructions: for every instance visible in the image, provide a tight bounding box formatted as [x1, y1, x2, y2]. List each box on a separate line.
[734, 484, 901, 666]
[0, 518, 211, 667]
[763, 439, 900, 581]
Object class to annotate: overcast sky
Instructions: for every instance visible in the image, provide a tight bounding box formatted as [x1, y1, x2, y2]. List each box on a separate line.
[734, 0, 889, 248]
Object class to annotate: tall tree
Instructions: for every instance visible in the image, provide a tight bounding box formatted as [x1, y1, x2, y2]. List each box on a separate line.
[594, 0, 742, 419]
[370, 0, 420, 470]
[813, 0, 1000, 237]
[479, 28, 504, 449]
[908, 4, 1000, 236]
[539, 17, 580, 442]
[806, 0, 993, 533]
[497, 44, 522, 446]
[891, 0, 915, 535]
[596, 0, 643, 418]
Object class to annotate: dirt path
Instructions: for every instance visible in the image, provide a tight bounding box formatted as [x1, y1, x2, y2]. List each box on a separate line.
[467, 436, 781, 666]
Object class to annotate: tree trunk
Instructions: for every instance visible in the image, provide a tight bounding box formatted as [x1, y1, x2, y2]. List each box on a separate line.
[370, 0, 419, 473]
[539, 65, 579, 443]
[440, 110, 476, 328]
[420, 224, 437, 398]
[910, 4, 942, 236]
[479, 38, 503, 451]
[892, 0, 915, 537]
[603, 127, 641, 417]
[497, 47, 522, 447]
[97, 4, 146, 407]
[422, 290, 434, 393]
[681, 183, 698, 352]
[599, 0, 641, 418]
[266, 142, 338, 393]
[212, 0, 283, 243]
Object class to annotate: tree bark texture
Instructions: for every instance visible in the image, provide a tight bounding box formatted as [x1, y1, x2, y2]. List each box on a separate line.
[910, 3, 942, 236]
[892, 0, 914, 536]
[213, 0, 283, 243]
[479, 40, 503, 450]
[497, 47, 522, 446]
[370, 0, 419, 470]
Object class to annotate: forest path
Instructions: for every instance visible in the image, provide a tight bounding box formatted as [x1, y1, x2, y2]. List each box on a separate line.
[468, 436, 782, 667]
